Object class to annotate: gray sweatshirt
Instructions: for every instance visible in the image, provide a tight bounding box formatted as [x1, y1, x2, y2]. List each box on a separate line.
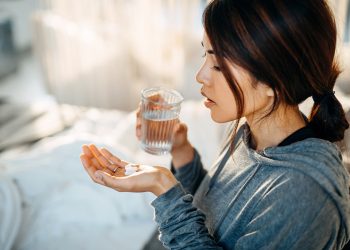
[151, 124, 350, 249]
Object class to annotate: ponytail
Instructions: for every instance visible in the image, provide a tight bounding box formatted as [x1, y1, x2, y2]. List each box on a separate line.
[309, 91, 349, 142]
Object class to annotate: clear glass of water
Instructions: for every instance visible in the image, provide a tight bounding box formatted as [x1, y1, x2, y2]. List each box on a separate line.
[140, 87, 184, 155]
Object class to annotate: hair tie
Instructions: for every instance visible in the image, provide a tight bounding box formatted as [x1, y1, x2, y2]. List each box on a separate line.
[312, 90, 335, 104]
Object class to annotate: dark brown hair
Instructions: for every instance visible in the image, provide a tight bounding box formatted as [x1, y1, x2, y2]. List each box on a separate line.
[203, 0, 349, 144]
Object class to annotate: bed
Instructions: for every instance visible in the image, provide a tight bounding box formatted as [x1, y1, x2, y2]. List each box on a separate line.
[0, 98, 224, 250]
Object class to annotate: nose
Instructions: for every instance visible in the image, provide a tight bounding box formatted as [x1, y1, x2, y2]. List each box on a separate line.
[195, 63, 209, 86]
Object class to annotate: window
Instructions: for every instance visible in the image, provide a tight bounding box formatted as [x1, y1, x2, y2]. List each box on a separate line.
[345, 0, 350, 43]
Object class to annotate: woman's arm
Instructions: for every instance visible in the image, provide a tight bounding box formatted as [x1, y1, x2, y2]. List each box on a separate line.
[165, 118, 208, 195]
[171, 146, 207, 195]
[152, 184, 223, 250]
[80, 144, 221, 249]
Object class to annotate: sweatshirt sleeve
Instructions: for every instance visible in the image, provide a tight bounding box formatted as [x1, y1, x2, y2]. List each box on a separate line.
[170, 148, 207, 195]
[151, 183, 223, 250]
[234, 172, 343, 250]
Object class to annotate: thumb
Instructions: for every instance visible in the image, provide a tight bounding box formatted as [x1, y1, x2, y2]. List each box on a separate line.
[95, 171, 114, 187]
[175, 122, 188, 134]
[95, 170, 131, 192]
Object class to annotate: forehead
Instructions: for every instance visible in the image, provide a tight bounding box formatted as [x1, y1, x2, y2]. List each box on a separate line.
[202, 32, 212, 48]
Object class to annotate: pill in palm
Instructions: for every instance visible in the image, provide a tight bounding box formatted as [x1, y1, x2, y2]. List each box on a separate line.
[124, 164, 139, 175]
[124, 164, 153, 175]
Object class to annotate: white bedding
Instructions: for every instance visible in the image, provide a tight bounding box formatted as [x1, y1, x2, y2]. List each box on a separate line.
[0, 100, 224, 250]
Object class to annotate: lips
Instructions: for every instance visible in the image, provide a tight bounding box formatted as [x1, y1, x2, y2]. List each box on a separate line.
[201, 90, 216, 108]
[200, 90, 215, 103]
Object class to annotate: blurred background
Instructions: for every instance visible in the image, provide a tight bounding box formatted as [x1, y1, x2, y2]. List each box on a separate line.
[0, 1, 349, 250]
[0, 0, 349, 109]
[0, 0, 208, 110]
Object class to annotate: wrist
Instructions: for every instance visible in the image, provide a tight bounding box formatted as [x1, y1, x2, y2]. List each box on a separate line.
[171, 142, 194, 169]
[152, 168, 178, 197]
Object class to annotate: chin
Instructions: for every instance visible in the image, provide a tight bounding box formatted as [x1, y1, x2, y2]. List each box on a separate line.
[210, 111, 236, 123]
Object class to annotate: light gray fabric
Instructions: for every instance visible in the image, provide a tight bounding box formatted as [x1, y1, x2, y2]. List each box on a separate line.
[151, 123, 350, 249]
[0, 176, 21, 250]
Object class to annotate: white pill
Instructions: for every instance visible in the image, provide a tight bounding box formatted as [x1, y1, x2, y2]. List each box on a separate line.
[124, 164, 138, 175]
[125, 171, 135, 176]
[124, 164, 154, 175]
[125, 164, 138, 170]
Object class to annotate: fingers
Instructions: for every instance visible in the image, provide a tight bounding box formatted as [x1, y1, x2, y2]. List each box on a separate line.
[174, 122, 188, 134]
[148, 93, 162, 102]
[89, 144, 113, 168]
[88, 144, 126, 173]
[81, 145, 130, 187]
[100, 147, 128, 168]
[136, 95, 167, 141]
[180, 122, 188, 132]
[80, 154, 104, 185]
[82, 146, 105, 171]
[82, 144, 127, 175]
[113, 167, 127, 177]
[82, 145, 93, 158]
[172, 122, 189, 149]
[90, 157, 104, 170]
[85, 150, 115, 173]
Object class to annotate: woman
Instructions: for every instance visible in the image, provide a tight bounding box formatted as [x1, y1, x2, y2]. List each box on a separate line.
[80, 1, 350, 249]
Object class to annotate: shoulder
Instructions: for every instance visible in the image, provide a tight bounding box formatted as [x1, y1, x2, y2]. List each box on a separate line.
[265, 137, 343, 164]
[246, 168, 339, 228]
[249, 165, 347, 229]
[261, 138, 348, 196]
[253, 166, 327, 203]
[236, 169, 343, 249]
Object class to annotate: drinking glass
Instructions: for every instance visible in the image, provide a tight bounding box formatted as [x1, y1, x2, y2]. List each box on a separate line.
[140, 87, 184, 155]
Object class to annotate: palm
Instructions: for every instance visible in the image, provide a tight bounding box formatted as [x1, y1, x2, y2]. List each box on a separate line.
[80, 144, 177, 195]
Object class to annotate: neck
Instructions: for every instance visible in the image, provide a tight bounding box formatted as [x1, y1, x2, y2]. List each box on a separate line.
[246, 105, 307, 151]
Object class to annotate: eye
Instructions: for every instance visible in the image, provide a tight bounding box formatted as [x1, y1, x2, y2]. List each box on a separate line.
[211, 66, 221, 71]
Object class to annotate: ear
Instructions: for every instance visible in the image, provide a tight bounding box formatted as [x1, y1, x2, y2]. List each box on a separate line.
[266, 87, 274, 97]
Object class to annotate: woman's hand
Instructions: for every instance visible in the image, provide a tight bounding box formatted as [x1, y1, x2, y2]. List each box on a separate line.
[135, 95, 194, 168]
[80, 144, 178, 196]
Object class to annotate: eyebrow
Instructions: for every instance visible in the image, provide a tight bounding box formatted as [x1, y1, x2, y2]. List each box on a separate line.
[201, 41, 215, 54]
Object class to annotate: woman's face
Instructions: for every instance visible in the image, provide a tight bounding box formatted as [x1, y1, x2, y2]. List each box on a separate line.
[196, 32, 274, 123]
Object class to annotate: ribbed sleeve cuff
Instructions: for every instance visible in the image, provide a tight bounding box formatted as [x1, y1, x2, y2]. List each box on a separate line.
[151, 183, 186, 208]
[151, 183, 193, 223]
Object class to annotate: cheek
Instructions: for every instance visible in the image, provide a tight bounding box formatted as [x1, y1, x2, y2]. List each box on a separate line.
[210, 87, 238, 123]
